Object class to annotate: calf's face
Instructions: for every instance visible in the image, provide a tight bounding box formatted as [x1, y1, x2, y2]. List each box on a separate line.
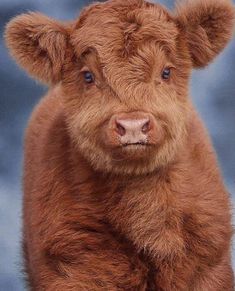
[62, 1, 192, 175]
[5, 0, 234, 175]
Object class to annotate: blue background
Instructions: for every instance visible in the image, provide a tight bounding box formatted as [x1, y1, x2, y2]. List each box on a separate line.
[0, 0, 234, 290]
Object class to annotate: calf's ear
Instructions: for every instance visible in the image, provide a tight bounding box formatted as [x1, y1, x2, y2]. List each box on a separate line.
[5, 12, 69, 84]
[176, 0, 235, 68]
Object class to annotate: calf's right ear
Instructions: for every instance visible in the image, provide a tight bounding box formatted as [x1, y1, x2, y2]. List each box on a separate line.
[5, 12, 69, 84]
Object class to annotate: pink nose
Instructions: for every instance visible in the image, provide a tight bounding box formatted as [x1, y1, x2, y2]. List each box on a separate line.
[115, 118, 150, 145]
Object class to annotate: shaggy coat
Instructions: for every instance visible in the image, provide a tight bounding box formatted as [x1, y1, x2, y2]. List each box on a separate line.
[5, 0, 235, 290]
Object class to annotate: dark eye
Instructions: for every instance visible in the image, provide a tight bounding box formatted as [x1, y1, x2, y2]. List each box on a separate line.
[83, 71, 94, 84]
[161, 67, 171, 80]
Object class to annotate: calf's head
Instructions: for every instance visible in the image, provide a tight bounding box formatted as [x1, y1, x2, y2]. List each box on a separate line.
[5, 0, 234, 175]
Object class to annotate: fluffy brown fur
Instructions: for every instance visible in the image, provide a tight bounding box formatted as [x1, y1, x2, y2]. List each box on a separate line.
[5, 0, 235, 290]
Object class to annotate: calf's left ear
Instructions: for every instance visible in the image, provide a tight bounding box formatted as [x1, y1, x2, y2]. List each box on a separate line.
[5, 12, 69, 84]
[176, 0, 235, 68]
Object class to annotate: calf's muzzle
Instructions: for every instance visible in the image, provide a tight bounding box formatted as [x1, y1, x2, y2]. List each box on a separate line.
[111, 112, 154, 146]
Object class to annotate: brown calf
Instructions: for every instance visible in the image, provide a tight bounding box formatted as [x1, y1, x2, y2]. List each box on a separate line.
[5, 0, 235, 290]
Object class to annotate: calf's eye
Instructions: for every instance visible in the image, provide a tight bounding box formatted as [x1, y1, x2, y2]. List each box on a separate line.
[83, 71, 94, 84]
[161, 67, 171, 80]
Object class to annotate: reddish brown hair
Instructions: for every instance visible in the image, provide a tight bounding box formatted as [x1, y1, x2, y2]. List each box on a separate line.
[4, 0, 235, 289]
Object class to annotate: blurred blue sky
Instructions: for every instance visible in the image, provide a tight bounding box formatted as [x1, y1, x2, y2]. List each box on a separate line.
[0, 0, 234, 290]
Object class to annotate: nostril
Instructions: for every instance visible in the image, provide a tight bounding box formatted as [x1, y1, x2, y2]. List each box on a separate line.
[116, 121, 126, 136]
[141, 120, 150, 134]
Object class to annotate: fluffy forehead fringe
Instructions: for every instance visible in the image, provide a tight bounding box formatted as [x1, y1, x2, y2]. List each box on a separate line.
[71, 0, 178, 57]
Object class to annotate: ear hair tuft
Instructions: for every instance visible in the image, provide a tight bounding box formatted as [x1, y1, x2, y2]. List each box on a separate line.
[5, 12, 69, 84]
[175, 0, 235, 68]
